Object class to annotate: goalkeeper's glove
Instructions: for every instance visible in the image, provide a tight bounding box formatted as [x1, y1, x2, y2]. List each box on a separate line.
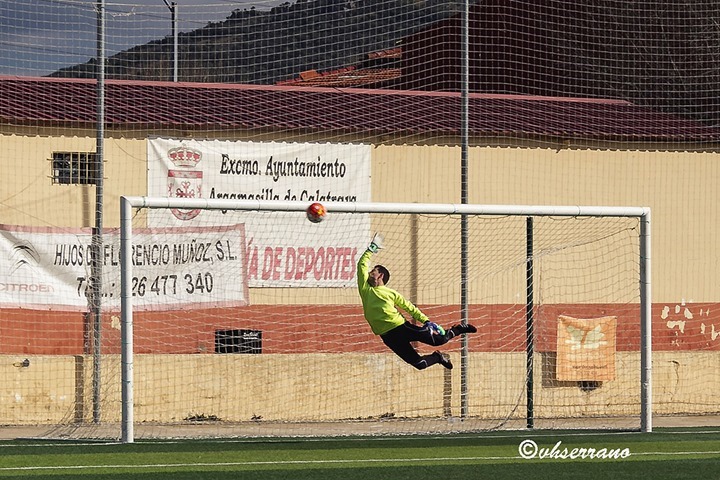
[425, 322, 446, 336]
[368, 233, 384, 253]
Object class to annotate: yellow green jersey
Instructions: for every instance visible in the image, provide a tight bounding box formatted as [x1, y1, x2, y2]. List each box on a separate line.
[356, 249, 428, 335]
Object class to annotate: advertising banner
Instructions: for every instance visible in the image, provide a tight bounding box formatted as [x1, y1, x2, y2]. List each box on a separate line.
[0, 224, 248, 312]
[148, 138, 371, 287]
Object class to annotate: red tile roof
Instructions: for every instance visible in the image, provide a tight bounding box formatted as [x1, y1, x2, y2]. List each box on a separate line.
[276, 66, 402, 88]
[366, 48, 402, 60]
[1, 76, 718, 142]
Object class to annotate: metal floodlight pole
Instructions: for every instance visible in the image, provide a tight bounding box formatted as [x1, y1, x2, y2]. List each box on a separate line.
[92, 0, 106, 426]
[459, 0, 470, 419]
[163, 0, 178, 81]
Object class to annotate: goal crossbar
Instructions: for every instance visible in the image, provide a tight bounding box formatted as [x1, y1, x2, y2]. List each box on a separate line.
[122, 196, 650, 217]
[119, 196, 651, 443]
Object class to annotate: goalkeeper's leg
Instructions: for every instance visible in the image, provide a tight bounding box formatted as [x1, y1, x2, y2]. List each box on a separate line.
[404, 321, 478, 346]
[402, 321, 446, 346]
[444, 323, 478, 340]
[381, 326, 451, 370]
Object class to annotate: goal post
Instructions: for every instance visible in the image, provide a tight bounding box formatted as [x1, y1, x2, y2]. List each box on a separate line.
[119, 196, 651, 443]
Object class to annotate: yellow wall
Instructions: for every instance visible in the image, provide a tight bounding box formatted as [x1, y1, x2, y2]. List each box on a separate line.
[374, 143, 720, 301]
[1, 352, 717, 426]
[2, 130, 720, 431]
[3, 133, 717, 301]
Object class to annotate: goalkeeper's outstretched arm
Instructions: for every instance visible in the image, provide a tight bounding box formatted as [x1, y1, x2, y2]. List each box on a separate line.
[367, 233, 383, 253]
[357, 233, 383, 290]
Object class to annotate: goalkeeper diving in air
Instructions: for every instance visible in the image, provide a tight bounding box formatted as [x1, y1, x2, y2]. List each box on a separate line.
[357, 234, 477, 370]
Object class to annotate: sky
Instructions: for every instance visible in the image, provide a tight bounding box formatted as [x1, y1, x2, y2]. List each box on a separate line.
[0, 0, 286, 76]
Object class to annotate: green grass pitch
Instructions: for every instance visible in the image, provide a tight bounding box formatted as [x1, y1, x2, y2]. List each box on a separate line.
[0, 428, 718, 479]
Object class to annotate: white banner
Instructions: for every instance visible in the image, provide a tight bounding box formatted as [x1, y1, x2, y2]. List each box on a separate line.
[148, 138, 371, 287]
[0, 224, 248, 312]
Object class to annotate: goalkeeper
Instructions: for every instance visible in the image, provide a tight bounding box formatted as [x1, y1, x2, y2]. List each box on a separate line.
[357, 234, 477, 370]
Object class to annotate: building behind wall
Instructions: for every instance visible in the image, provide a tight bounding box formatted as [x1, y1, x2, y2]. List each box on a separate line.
[1, 76, 720, 427]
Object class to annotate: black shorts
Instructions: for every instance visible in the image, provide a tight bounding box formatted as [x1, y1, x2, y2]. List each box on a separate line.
[380, 321, 447, 366]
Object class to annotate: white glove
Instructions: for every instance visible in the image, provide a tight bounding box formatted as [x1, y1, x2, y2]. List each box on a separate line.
[368, 233, 384, 253]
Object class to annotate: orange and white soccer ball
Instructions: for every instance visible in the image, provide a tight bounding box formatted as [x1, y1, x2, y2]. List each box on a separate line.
[306, 202, 327, 223]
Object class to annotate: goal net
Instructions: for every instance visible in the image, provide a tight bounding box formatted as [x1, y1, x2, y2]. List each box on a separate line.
[79, 197, 648, 442]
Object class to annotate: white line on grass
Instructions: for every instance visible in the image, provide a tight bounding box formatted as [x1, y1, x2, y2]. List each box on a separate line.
[3, 429, 720, 449]
[1, 451, 720, 472]
[0, 457, 506, 472]
[631, 450, 720, 457]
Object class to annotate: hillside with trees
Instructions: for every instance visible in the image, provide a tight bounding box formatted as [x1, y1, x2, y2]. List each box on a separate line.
[50, 0, 720, 125]
[51, 0, 464, 84]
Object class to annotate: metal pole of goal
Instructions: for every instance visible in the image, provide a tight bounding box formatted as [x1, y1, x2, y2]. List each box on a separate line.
[118, 196, 651, 437]
[525, 217, 535, 429]
[640, 211, 652, 432]
[120, 197, 135, 443]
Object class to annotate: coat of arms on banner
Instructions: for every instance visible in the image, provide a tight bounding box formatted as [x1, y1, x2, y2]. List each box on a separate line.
[167, 145, 203, 220]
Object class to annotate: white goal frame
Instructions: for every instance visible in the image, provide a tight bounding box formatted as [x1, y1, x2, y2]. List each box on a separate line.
[119, 196, 651, 443]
